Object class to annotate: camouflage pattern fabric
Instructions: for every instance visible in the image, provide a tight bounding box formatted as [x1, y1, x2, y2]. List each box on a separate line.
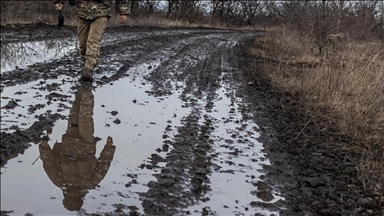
[78, 16, 107, 71]
[39, 84, 116, 211]
[54, 0, 130, 71]
[54, 0, 130, 20]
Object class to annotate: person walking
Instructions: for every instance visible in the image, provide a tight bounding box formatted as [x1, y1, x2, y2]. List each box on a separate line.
[54, 0, 130, 81]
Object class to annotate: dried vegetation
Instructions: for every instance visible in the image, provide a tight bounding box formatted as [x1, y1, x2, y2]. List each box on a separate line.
[252, 24, 384, 205]
[1, 0, 384, 209]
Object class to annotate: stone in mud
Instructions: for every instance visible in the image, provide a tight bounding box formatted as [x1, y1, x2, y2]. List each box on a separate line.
[256, 190, 274, 202]
[254, 181, 269, 191]
[128, 205, 139, 211]
[150, 153, 165, 163]
[2, 100, 19, 109]
[147, 181, 156, 188]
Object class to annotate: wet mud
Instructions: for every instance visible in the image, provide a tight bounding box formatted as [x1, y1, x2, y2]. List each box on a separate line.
[1, 24, 382, 216]
[239, 39, 383, 215]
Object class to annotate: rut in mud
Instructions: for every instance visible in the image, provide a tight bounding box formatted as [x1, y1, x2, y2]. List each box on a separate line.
[1, 24, 382, 216]
[1, 25, 283, 216]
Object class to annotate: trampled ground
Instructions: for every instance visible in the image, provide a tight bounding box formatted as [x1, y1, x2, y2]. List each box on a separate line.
[1, 24, 381, 216]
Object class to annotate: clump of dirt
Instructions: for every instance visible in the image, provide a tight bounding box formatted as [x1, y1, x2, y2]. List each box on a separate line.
[110, 111, 118, 116]
[2, 100, 19, 109]
[27, 104, 45, 114]
[1, 210, 14, 216]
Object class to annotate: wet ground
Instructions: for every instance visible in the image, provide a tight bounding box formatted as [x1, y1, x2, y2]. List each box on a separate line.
[1, 24, 383, 216]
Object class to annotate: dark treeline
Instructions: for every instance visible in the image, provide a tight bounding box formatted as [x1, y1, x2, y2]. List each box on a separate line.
[1, 0, 384, 40]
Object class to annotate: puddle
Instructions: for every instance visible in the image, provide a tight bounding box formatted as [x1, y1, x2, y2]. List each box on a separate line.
[0, 70, 282, 215]
[187, 84, 283, 215]
[0, 62, 191, 215]
[172, 67, 283, 215]
[1, 30, 282, 215]
[1, 76, 76, 132]
[0, 39, 77, 73]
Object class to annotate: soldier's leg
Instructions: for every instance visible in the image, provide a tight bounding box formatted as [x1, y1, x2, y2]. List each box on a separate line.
[78, 84, 95, 143]
[77, 17, 90, 61]
[83, 17, 108, 72]
[67, 91, 80, 132]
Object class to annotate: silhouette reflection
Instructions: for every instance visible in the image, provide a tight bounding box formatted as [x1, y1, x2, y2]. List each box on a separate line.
[39, 83, 115, 211]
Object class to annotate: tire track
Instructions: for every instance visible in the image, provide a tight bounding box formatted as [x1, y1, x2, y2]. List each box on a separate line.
[139, 32, 263, 215]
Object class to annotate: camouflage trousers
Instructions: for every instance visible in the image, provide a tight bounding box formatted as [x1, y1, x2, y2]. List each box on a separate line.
[67, 84, 95, 143]
[77, 16, 107, 71]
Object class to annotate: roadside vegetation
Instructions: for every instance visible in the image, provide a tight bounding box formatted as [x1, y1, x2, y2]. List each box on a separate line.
[250, 1, 384, 208]
[253, 25, 383, 200]
[1, 0, 383, 209]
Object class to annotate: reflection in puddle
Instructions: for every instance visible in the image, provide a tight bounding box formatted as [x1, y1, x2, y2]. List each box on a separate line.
[39, 83, 116, 212]
[0, 39, 77, 73]
[0, 63, 191, 215]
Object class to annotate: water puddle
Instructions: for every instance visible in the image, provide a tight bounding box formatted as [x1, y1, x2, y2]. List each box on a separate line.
[0, 39, 77, 73]
[1, 76, 76, 132]
[0, 60, 191, 215]
[1, 31, 282, 215]
[198, 90, 282, 214]
[182, 77, 284, 215]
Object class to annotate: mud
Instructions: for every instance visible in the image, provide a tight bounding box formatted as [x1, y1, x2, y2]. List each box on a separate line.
[239, 39, 383, 215]
[1, 24, 382, 216]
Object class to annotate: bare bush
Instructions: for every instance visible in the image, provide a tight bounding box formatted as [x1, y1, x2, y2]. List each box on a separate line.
[1, 1, 76, 26]
[1, 0, 382, 37]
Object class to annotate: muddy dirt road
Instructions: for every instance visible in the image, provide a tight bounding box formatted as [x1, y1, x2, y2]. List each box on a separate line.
[1, 24, 382, 216]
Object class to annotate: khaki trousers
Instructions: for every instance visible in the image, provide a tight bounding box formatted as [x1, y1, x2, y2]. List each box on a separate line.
[67, 84, 95, 143]
[77, 16, 108, 71]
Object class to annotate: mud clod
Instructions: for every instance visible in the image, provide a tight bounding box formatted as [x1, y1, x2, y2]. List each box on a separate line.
[2, 100, 19, 109]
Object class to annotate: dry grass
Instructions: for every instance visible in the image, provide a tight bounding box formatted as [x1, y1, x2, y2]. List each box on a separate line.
[252, 27, 384, 202]
[125, 15, 261, 30]
[1, 7, 263, 31]
[108, 15, 202, 28]
[1, 7, 78, 27]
